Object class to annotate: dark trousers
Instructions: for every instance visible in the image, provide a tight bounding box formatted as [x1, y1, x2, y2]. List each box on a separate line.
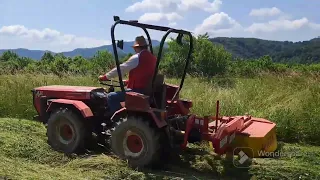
[107, 88, 144, 114]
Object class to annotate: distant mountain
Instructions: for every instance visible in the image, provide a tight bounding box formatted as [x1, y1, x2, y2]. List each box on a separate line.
[0, 40, 161, 60]
[0, 48, 51, 60]
[210, 37, 320, 63]
[61, 40, 161, 58]
[2, 37, 320, 63]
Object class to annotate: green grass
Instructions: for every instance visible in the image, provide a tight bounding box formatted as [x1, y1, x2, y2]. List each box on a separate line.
[0, 73, 320, 179]
[0, 73, 319, 144]
[0, 118, 319, 180]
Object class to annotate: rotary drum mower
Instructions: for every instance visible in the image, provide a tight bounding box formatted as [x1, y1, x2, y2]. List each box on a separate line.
[31, 16, 277, 168]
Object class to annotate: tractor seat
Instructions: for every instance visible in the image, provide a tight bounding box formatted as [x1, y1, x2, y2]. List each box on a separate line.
[144, 74, 164, 95]
[121, 74, 167, 109]
[145, 74, 167, 109]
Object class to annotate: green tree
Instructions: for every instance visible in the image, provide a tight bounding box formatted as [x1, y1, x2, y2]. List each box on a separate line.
[70, 56, 91, 74]
[192, 35, 231, 76]
[160, 36, 192, 76]
[51, 55, 70, 76]
[91, 50, 114, 74]
[40, 52, 55, 62]
[161, 34, 231, 77]
[0, 51, 19, 62]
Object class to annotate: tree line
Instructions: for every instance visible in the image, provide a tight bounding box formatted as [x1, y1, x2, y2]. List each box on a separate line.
[1, 34, 319, 77]
[211, 37, 320, 64]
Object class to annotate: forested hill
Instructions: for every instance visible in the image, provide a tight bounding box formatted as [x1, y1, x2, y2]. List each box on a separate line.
[210, 37, 320, 64]
[1, 37, 320, 63]
[0, 40, 161, 60]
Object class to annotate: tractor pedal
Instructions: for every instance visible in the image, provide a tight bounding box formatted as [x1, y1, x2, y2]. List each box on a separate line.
[102, 130, 112, 136]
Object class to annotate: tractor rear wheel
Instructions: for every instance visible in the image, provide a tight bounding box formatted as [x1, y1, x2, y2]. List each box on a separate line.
[47, 108, 86, 154]
[110, 116, 161, 168]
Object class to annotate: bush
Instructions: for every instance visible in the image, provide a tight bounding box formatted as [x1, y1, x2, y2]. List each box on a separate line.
[160, 34, 231, 77]
[0, 36, 319, 77]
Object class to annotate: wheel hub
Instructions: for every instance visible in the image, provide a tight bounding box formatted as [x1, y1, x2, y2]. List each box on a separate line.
[58, 122, 74, 144]
[123, 131, 144, 157]
[127, 135, 143, 153]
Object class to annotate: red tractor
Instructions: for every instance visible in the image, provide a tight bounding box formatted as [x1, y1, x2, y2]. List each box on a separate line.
[31, 16, 277, 168]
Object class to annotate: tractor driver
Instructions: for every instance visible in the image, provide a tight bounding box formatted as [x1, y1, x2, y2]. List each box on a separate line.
[98, 36, 157, 115]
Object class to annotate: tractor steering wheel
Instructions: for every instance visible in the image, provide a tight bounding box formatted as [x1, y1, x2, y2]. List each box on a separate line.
[99, 79, 121, 87]
[99, 79, 121, 93]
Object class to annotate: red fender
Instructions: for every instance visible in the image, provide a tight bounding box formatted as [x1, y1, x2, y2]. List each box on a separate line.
[111, 107, 167, 128]
[46, 99, 93, 118]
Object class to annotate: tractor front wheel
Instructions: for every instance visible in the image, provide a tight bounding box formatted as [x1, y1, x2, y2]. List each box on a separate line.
[110, 116, 161, 168]
[47, 108, 86, 154]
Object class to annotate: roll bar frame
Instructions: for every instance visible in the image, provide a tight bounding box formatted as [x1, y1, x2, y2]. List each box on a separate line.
[110, 16, 193, 98]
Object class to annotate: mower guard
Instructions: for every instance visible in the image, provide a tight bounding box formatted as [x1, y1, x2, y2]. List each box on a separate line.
[228, 116, 277, 157]
[182, 101, 277, 157]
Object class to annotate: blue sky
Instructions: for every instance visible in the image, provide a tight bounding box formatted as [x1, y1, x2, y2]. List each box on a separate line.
[0, 0, 319, 52]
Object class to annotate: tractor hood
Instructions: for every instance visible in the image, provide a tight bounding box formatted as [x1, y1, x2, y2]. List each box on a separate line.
[33, 85, 103, 92]
[32, 85, 107, 101]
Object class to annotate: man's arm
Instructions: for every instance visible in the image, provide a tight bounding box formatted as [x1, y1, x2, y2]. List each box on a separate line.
[105, 54, 139, 79]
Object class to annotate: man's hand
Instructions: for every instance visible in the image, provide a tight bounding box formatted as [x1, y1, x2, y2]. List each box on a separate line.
[123, 79, 128, 86]
[98, 74, 109, 81]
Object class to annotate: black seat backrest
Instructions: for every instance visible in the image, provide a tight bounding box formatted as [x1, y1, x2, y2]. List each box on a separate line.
[144, 74, 167, 109]
[144, 74, 164, 96]
[153, 74, 164, 91]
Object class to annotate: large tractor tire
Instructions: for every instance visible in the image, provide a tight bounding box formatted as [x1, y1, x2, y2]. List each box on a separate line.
[110, 116, 161, 168]
[46, 108, 86, 154]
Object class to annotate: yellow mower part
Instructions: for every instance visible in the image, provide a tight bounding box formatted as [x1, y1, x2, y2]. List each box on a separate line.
[231, 117, 277, 158]
[208, 117, 277, 158]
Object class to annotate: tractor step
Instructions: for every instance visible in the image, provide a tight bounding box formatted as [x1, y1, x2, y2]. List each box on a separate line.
[33, 115, 40, 121]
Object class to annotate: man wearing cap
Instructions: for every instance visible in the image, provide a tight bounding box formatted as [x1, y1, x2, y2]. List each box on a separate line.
[98, 36, 157, 115]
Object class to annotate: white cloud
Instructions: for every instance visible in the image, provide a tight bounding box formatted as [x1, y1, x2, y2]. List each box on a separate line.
[125, 0, 180, 13]
[178, 0, 222, 13]
[0, 25, 110, 52]
[125, 0, 222, 13]
[194, 12, 242, 36]
[309, 22, 320, 30]
[245, 17, 310, 33]
[138, 12, 182, 23]
[126, 0, 223, 26]
[249, 7, 282, 17]
[193, 10, 320, 41]
[169, 22, 177, 26]
[0, 25, 61, 40]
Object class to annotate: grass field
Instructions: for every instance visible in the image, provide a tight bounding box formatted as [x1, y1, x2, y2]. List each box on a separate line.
[0, 73, 320, 179]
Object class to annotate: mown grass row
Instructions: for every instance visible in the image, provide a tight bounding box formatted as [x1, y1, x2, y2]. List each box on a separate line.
[1, 118, 319, 179]
[0, 73, 319, 145]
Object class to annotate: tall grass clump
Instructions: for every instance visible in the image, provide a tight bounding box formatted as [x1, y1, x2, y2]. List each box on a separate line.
[0, 73, 319, 145]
